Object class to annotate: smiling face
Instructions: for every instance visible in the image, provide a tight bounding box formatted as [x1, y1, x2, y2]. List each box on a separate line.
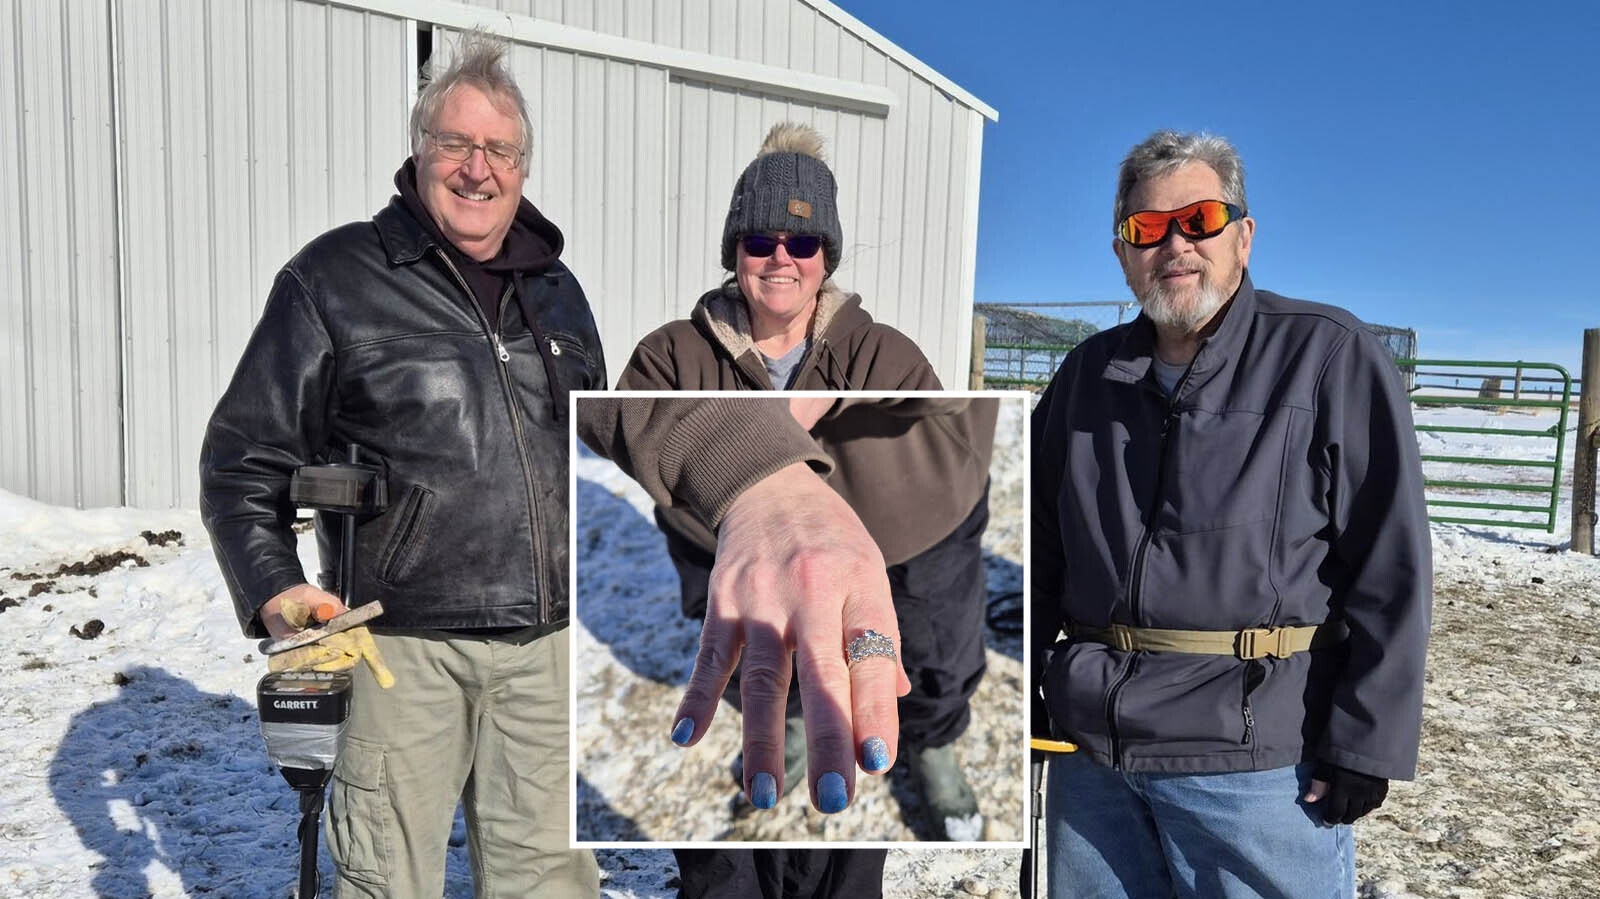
[735, 232, 827, 348]
[1115, 162, 1254, 337]
[415, 83, 527, 261]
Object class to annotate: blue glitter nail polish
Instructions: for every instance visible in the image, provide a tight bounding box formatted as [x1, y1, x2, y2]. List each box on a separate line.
[750, 772, 778, 809]
[817, 771, 848, 813]
[861, 736, 890, 773]
[671, 717, 694, 746]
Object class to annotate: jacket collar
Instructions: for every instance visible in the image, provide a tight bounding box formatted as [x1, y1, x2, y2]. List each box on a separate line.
[375, 196, 435, 266]
[691, 283, 861, 359]
[1103, 270, 1258, 394]
[691, 284, 866, 389]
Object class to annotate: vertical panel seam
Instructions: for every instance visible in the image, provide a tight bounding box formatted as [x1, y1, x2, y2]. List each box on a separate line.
[244, 0, 259, 324]
[106, 0, 131, 506]
[658, 67, 670, 331]
[284, 0, 295, 245]
[324, 2, 334, 225]
[60, 0, 85, 505]
[204, 0, 220, 466]
[160, 0, 180, 505]
[14, 0, 37, 496]
[922, 88, 941, 361]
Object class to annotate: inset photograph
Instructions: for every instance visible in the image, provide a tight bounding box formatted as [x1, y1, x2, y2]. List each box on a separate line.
[571, 393, 1027, 843]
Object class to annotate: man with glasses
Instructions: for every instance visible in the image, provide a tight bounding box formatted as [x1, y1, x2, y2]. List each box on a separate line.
[1030, 130, 1431, 896]
[201, 32, 602, 896]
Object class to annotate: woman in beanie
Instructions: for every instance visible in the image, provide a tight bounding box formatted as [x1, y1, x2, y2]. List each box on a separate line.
[624, 122, 936, 391]
[619, 123, 996, 897]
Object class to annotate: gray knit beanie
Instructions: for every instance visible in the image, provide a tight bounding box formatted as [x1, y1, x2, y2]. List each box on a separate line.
[721, 123, 843, 274]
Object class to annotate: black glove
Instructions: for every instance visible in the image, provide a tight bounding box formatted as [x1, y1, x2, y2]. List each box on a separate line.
[1032, 692, 1052, 740]
[1313, 762, 1388, 824]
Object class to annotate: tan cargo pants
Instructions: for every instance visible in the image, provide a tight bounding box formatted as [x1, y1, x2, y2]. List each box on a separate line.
[327, 626, 597, 898]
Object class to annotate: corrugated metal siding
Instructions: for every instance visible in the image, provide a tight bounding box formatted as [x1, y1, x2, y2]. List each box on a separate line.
[0, 0, 121, 508]
[452, 0, 985, 384]
[116, 0, 408, 508]
[1, 0, 984, 509]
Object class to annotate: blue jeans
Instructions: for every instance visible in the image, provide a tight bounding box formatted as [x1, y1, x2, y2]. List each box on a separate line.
[1046, 752, 1353, 899]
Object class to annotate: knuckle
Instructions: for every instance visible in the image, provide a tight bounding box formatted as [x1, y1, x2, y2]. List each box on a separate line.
[738, 661, 790, 702]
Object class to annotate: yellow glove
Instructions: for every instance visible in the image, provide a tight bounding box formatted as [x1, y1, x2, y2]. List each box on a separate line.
[278, 593, 340, 631]
[268, 625, 396, 689]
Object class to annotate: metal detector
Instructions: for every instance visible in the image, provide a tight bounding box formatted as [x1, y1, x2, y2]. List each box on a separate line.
[256, 444, 387, 899]
[1022, 737, 1078, 898]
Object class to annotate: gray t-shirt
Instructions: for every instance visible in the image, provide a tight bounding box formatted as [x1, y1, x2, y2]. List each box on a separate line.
[762, 339, 811, 389]
[1151, 357, 1187, 397]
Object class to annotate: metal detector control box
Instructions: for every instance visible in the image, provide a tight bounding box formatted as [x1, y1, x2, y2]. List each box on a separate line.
[289, 463, 387, 514]
[258, 670, 353, 791]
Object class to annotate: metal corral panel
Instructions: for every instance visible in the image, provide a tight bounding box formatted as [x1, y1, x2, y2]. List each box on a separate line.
[115, 0, 409, 508]
[0, 0, 121, 508]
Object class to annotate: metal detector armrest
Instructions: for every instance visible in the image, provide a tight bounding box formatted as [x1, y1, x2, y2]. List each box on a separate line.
[289, 463, 387, 515]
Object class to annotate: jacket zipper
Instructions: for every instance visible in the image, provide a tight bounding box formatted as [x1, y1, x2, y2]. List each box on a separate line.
[1105, 371, 1189, 768]
[1104, 652, 1139, 769]
[436, 252, 549, 625]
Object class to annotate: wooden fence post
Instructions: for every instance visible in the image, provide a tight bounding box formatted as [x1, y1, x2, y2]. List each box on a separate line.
[970, 315, 987, 390]
[1574, 329, 1600, 554]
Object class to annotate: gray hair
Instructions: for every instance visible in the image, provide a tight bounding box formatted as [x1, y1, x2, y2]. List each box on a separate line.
[409, 30, 535, 171]
[1113, 130, 1247, 233]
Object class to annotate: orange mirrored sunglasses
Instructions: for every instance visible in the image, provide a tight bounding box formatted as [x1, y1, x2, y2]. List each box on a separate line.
[1116, 200, 1246, 248]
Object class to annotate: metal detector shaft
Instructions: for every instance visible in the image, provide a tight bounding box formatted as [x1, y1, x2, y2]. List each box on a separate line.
[1024, 737, 1078, 898]
[339, 444, 358, 607]
[298, 788, 324, 898]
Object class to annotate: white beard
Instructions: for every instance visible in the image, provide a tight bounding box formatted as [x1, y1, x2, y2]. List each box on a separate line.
[1137, 278, 1228, 334]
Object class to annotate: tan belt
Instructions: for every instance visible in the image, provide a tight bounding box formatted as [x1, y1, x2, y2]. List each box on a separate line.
[1071, 621, 1348, 660]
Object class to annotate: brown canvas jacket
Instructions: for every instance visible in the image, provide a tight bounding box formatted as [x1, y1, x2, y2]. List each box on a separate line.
[618, 285, 995, 565]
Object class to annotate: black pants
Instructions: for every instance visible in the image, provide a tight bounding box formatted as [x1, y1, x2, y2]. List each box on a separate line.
[673, 849, 886, 899]
[659, 485, 991, 751]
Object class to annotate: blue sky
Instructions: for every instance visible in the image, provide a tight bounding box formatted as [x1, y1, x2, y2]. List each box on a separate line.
[843, 0, 1599, 379]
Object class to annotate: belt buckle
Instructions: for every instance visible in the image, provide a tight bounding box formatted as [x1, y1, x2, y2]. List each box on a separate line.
[1108, 624, 1135, 652]
[1236, 627, 1273, 660]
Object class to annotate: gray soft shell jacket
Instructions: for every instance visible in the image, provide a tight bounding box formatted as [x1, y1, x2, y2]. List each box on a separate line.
[1030, 273, 1431, 779]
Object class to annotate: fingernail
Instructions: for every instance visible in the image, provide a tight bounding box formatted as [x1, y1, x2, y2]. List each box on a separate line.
[860, 737, 890, 773]
[816, 771, 848, 814]
[671, 717, 694, 746]
[749, 772, 777, 809]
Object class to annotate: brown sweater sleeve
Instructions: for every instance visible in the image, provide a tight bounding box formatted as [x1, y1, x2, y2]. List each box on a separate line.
[575, 396, 833, 527]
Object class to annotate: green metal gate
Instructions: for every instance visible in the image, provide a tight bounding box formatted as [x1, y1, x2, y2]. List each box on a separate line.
[1398, 359, 1572, 531]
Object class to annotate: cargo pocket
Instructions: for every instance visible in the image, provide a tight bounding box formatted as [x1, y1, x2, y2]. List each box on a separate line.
[326, 736, 391, 887]
[376, 485, 435, 586]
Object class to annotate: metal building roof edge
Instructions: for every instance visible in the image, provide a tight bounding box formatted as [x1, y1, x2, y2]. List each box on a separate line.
[799, 0, 999, 122]
[325, 0, 900, 116]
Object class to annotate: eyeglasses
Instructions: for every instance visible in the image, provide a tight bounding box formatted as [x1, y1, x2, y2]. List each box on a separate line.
[739, 233, 824, 259]
[424, 130, 525, 172]
[1116, 200, 1246, 248]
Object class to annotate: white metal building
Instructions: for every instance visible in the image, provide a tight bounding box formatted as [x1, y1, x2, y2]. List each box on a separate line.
[1, 0, 996, 510]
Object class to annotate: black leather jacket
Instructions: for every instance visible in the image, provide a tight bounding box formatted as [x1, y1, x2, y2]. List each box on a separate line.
[200, 198, 605, 637]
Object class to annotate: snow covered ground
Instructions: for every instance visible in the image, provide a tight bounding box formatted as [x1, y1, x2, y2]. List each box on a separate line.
[1, 401, 1596, 897]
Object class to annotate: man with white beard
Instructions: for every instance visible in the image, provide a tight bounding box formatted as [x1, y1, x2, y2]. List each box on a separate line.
[1030, 130, 1432, 897]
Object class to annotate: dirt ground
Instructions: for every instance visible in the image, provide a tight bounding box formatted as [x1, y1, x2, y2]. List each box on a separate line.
[1352, 539, 1600, 899]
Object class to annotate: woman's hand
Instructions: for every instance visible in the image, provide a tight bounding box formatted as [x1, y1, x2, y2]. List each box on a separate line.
[668, 462, 911, 814]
